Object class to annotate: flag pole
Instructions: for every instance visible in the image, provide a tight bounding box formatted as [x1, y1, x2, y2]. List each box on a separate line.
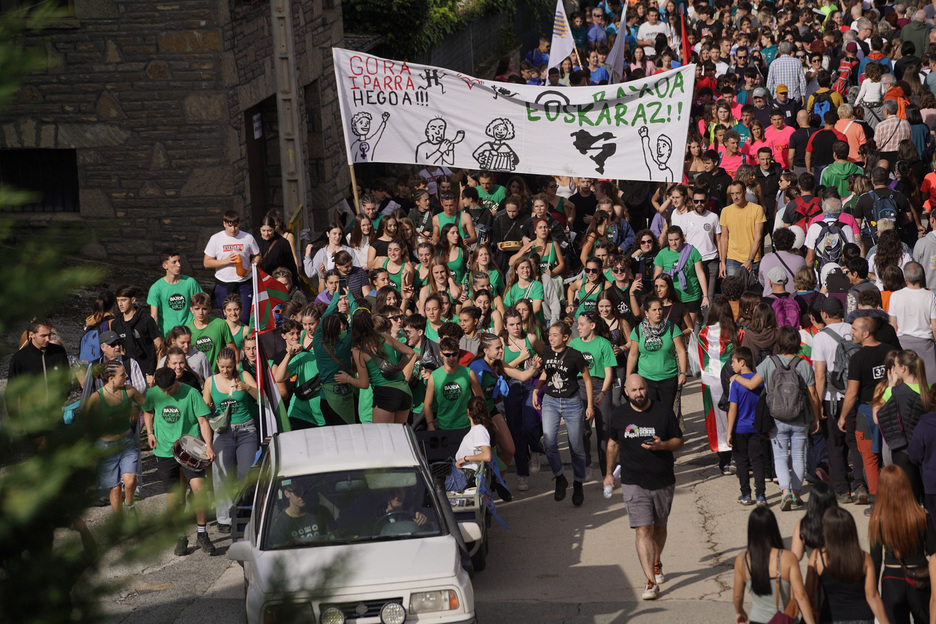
[349, 164, 361, 215]
[251, 264, 265, 441]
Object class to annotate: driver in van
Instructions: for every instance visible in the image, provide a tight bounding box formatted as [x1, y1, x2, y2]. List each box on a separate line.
[268, 481, 334, 546]
[381, 487, 427, 527]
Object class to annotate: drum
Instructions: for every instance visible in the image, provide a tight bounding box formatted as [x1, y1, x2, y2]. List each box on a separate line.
[172, 434, 210, 472]
[500, 240, 522, 251]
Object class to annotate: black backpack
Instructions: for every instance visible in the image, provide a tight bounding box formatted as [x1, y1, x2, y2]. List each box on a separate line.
[811, 90, 834, 119]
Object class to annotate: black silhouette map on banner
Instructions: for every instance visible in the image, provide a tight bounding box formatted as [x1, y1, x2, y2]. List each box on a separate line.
[333, 48, 695, 182]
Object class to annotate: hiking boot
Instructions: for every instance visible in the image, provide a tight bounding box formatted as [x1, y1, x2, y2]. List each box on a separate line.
[864, 503, 875, 517]
[654, 561, 665, 584]
[196, 532, 216, 555]
[756, 495, 768, 507]
[217, 523, 231, 535]
[791, 493, 804, 508]
[641, 580, 660, 600]
[516, 476, 529, 492]
[554, 474, 568, 502]
[854, 485, 870, 504]
[174, 535, 188, 556]
[572, 481, 584, 507]
[837, 492, 854, 504]
[738, 494, 753, 506]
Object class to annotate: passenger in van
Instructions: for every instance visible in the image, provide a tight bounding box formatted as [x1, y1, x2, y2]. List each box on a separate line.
[268, 482, 334, 546]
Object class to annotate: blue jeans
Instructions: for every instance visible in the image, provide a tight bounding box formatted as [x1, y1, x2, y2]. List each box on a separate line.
[770, 420, 808, 494]
[541, 394, 587, 482]
[505, 381, 543, 477]
[214, 280, 253, 324]
[212, 421, 259, 524]
[725, 259, 760, 279]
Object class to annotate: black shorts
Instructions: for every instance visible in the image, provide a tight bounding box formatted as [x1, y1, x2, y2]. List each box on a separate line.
[156, 456, 205, 488]
[685, 298, 702, 313]
[373, 385, 412, 412]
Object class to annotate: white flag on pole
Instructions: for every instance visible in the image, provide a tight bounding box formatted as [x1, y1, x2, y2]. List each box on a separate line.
[549, 0, 575, 70]
[607, 8, 628, 84]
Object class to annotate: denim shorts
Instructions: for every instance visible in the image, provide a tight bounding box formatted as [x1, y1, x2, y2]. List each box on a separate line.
[96, 431, 140, 490]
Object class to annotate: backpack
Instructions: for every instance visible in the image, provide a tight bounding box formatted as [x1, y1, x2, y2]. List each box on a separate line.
[811, 90, 834, 119]
[769, 295, 801, 328]
[78, 319, 112, 361]
[867, 189, 899, 243]
[765, 355, 807, 422]
[832, 58, 859, 95]
[792, 196, 822, 232]
[821, 327, 861, 393]
[816, 219, 847, 269]
[664, 244, 695, 291]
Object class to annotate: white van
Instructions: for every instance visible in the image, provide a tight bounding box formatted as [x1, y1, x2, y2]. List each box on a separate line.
[228, 423, 478, 624]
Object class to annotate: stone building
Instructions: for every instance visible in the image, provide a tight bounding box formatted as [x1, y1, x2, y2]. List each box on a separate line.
[0, 0, 349, 271]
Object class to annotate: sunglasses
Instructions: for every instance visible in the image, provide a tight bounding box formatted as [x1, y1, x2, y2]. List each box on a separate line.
[640, 239, 654, 245]
[795, 54, 805, 59]
[387, 315, 402, 321]
[612, 267, 627, 273]
[441, 352, 459, 358]
[692, 199, 707, 204]
[584, 268, 600, 274]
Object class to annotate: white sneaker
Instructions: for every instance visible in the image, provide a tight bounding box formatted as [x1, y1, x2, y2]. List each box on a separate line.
[529, 453, 541, 475]
[641, 581, 660, 600]
[516, 476, 529, 491]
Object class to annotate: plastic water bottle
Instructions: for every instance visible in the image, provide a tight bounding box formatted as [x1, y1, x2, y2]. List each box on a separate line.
[603, 483, 613, 499]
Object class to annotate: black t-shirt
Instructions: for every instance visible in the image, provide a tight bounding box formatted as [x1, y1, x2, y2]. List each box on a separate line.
[789, 127, 817, 168]
[609, 399, 682, 490]
[808, 129, 840, 167]
[854, 188, 912, 233]
[848, 342, 896, 404]
[111, 310, 162, 375]
[662, 301, 689, 331]
[570, 192, 598, 233]
[606, 282, 639, 327]
[541, 346, 588, 398]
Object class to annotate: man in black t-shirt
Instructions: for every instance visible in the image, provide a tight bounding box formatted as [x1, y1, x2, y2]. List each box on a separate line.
[853, 167, 919, 250]
[840, 316, 894, 513]
[604, 374, 684, 601]
[570, 178, 599, 234]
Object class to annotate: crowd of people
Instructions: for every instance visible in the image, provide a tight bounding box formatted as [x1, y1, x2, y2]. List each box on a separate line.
[11, 0, 936, 617]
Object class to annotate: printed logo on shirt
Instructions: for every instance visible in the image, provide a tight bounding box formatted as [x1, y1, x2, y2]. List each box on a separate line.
[222, 244, 244, 253]
[291, 524, 322, 540]
[623, 424, 657, 438]
[162, 406, 181, 424]
[168, 294, 187, 311]
[219, 398, 237, 411]
[442, 381, 463, 401]
[703, 223, 713, 231]
[195, 336, 213, 353]
[872, 364, 886, 380]
[582, 352, 595, 368]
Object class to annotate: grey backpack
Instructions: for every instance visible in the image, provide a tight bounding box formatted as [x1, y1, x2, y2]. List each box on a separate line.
[765, 355, 807, 422]
[821, 328, 860, 392]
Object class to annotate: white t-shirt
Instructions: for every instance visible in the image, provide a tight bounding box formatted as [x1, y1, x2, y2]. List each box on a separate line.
[866, 250, 912, 289]
[672, 209, 721, 261]
[204, 230, 260, 283]
[889, 287, 936, 340]
[804, 216, 855, 251]
[811, 321, 853, 402]
[637, 21, 668, 56]
[456, 424, 491, 473]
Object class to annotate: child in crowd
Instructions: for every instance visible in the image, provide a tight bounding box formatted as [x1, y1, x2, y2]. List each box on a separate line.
[726, 347, 766, 507]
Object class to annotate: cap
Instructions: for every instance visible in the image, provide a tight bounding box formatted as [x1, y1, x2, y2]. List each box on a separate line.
[99, 330, 120, 346]
[845, 41, 858, 53]
[767, 267, 789, 284]
[752, 87, 769, 98]
[818, 296, 844, 316]
[776, 84, 789, 94]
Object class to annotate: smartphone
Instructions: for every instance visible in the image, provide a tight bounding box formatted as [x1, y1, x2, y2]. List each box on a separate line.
[338, 276, 348, 293]
[635, 272, 643, 283]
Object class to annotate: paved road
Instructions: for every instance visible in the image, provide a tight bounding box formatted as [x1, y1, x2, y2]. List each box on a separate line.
[92, 378, 873, 623]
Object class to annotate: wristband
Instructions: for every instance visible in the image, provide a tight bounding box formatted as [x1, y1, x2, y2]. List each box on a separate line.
[678, 372, 687, 376]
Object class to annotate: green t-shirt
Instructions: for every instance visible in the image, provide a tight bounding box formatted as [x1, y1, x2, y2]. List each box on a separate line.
[187, 317, 234, 370]
[653, 245, 703, 303]
[147, 276, 203, 337]
[570, 336, 616, 379]
[487, 269, 505, 297]
[142, 383, 210, 458]
[431, 366, 472, 430]
[629, 322, 681, 381]
[477, 185, 506, 214]
[503, 280, 544, 308]
[208, 372, 254, 425]
[288, 351, 323, 426]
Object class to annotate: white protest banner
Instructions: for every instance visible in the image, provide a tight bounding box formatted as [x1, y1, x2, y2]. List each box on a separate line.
[333, 48, 695, 183]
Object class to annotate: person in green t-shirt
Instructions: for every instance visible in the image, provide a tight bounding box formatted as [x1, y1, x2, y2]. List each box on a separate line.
[571, 311, 617, 477]
[424, 337, 483, 430]
[626, 296, 688, 414]
[186, 292, 235, 370]
[142, 367, 216, 555]
[503, 258, 545, 320]
[476, 172, 507, 215]
[652, 226, 709, 327]
[148, 249, 204, 337]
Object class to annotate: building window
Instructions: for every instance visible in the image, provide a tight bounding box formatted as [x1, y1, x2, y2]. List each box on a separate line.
[0, 149, 79, 213]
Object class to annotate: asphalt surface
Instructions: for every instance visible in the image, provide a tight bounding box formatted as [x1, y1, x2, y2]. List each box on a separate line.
[83, 377, 874, 624]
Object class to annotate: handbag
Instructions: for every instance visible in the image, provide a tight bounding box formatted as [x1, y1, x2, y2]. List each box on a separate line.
[368, 347, 403, 378]
[766, 550, 799, 624]
[209, 402, 232, 433]
[294, 374, 322, 401]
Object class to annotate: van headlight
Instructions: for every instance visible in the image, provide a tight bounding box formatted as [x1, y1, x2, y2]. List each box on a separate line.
[409, 590, 459, 614]
[319, 606, 345, 624]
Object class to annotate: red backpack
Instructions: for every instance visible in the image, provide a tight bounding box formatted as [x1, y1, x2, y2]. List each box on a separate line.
[832, 58, 859, 95]
[792, 196, 822, 232]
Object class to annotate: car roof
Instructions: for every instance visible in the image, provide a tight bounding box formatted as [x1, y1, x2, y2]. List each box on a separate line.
[273, 423, 422, 477]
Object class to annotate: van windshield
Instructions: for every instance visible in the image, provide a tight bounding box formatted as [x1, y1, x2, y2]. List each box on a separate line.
[263, 467, 444, 550]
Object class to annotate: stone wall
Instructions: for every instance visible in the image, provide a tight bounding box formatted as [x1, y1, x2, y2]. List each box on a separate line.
[0, 0, 346, 275]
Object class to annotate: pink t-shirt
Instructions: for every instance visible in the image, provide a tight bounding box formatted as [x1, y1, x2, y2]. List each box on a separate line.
[718, 150, 747, 177]
[765, 125, 796, 170]
[807, 211, 861, 237]
[742, 139, 770, 160]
